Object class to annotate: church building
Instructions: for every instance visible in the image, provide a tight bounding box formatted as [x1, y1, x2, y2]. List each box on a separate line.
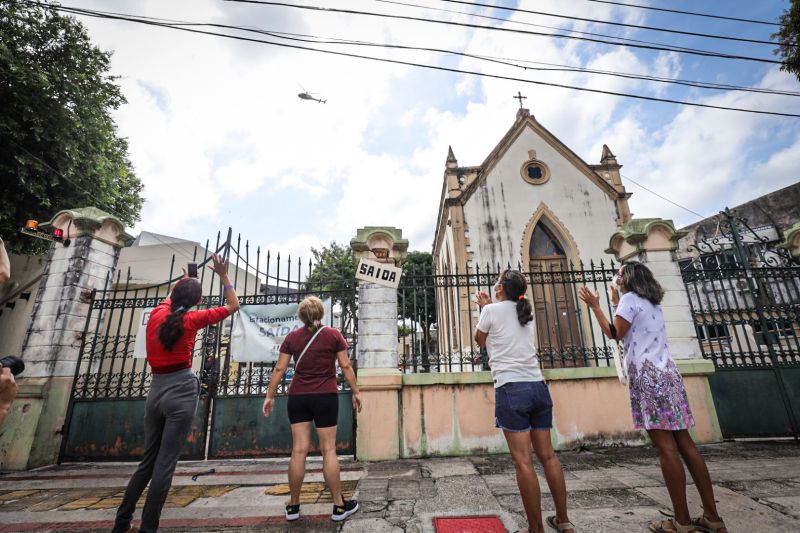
[432, 107, 633, 366]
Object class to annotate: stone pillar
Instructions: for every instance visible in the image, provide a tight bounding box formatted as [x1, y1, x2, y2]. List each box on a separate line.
[606, 218, 722, 443]
[779, 222, 800, 258]
[0, 208, 129, 469]
[350, 227, 408, 460]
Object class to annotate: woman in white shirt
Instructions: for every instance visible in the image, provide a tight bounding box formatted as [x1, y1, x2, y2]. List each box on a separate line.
[475, 270, 574, 533]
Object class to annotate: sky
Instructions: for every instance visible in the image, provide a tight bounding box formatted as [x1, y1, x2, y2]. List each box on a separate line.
[61, 0, 800, 263]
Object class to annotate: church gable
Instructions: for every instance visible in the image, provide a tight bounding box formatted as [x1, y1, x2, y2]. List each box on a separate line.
[461, 108, 619, 202]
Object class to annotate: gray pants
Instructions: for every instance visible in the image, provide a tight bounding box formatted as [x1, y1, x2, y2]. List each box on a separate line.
[112, 369, 199, 533]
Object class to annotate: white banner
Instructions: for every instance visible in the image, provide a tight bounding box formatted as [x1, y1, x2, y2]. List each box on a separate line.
[229, 299, 333, 363]
[133, 308, 155, 358]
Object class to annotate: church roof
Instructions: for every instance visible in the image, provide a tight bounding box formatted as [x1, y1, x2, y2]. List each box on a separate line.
[456, 108, 620, 203]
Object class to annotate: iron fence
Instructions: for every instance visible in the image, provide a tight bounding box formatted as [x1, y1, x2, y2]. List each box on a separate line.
[71, 230, 357, 400]
[397, 260, 619, 372]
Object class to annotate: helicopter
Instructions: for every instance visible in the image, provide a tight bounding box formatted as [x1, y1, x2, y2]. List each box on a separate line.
[297, 86, 327, 104]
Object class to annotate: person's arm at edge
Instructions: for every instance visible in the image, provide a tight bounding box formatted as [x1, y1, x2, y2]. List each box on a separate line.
[0, 237, 10, 284]
[336, 349, 361, 413]
[262, 352, 291, 416]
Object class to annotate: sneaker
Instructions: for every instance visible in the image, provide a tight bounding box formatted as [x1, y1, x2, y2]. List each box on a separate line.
[285, 504, 300, 521]
[331, 499, 359, 521]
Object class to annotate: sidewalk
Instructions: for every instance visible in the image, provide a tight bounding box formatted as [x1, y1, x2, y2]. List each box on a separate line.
[1, 441, 798, 532]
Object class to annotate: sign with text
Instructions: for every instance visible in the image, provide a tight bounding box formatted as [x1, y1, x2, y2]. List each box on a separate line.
[356, 258, 402, 289]
[229, 299, 332, 363]
[133, 308, 155, 358]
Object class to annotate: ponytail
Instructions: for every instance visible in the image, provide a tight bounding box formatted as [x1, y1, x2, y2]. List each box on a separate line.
[158, 306, 188, 351]
[499, 270, 534, 326]
[158, 278, 202, 351]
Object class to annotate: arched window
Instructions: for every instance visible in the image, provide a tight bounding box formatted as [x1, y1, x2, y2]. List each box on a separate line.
[530, 223, 566, 258]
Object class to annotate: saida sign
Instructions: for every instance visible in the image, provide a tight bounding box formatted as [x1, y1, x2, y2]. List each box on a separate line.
[356, 258, 402, 289]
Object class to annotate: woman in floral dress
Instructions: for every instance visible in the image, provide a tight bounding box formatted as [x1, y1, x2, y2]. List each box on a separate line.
[579, 262, 727, 533]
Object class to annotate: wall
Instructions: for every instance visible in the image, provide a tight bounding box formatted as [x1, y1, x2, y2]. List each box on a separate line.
[396, 361, 721, 459]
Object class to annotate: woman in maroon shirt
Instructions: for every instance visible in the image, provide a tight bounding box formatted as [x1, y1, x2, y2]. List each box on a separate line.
[113, 254, 239, 533]
[263, 296, 362, 523]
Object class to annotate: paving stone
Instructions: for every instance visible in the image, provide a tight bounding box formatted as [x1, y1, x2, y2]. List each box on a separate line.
[719, 478, 800, 498]
[638, 484, 800, 531]
[339, 517, 403, 532]
[421, 458, 478, 478]
[387, 479, 420, 500]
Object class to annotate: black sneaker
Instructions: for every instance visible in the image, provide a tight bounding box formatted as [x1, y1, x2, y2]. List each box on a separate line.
[285, 504, 300, 521]
[331, 499, 359, 521]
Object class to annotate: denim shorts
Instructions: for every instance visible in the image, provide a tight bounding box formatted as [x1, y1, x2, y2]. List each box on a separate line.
[495, 381, 553, 432]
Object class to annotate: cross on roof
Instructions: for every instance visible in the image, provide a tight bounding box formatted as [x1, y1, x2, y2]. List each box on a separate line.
[513, 91, 527, 108]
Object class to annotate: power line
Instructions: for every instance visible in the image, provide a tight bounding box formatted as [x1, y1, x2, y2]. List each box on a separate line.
[580, 0, 780, 27]
[377, 0, 731, 58]
[441, 0, 783, 47]
[19, 1, 795, 100]
[36, 2, 800, 118]
[621, 173, 708, 220]
[226, 1, 781, 65]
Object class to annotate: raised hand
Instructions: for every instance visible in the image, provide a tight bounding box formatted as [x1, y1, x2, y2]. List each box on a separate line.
[578, 286, 601, 309]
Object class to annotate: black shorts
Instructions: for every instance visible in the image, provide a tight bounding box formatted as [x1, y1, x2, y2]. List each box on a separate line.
[287, 393, 339, 428]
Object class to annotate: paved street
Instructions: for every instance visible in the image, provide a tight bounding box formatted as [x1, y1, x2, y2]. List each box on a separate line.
[1, 441, 798, 532]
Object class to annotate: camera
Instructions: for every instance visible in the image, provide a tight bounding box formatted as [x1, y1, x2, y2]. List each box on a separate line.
[187, 262, 198, 278]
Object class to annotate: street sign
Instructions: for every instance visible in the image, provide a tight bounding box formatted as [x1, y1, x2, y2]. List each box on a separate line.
[356, 258, 402, 289]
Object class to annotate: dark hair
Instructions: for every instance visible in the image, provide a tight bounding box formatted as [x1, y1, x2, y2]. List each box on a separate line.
[158, 278, 202, 351]
[499, 269, 533, 326]
[619, 261, 664, 305]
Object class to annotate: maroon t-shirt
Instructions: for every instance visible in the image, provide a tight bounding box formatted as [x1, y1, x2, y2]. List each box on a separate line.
[280, 326, 349, 395]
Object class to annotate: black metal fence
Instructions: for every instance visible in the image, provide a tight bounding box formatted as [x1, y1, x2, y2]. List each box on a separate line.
[397, 260, 619, 372]
[71, 231, 357, 401]
[680, 209, 800, 438]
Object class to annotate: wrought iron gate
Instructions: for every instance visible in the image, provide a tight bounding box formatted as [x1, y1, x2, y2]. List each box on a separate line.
[60, 231, 357, 462]
[681, 209, 800, 439]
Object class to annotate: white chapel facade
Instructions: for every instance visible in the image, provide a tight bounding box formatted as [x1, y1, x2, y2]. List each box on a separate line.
[432, 107, 633, 365]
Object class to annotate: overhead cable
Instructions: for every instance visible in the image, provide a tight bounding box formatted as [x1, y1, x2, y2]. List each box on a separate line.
[225, 1, 782, 65]
[35, 2, 800, 118]
[441, 0, 784, 47]
[579, 0, 780, 27]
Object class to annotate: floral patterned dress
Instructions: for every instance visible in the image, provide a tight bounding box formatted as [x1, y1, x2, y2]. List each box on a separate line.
[616, 292, 695, 431]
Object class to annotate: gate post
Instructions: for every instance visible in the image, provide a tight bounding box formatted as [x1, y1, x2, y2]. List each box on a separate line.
[0, 208, 129, 470]
[606, 218, 722, 442]
[350, 227, 408, 461]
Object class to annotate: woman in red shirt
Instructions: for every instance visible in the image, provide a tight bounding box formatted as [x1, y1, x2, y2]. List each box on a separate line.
[113, 253, 239, 533]
[263, 296, 362, 523]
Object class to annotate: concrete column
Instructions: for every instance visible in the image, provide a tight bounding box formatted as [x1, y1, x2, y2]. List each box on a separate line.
[0, 208, 129, 469]
[779, 222, 800, 258]
[350, 227, 408, 460]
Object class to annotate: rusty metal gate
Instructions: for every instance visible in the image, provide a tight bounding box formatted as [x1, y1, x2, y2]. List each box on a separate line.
[681, 209, 800, 439]
[60, 231, 357, 462]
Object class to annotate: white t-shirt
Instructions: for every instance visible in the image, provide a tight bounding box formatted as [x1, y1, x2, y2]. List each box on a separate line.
[476, 300, 543, 388]
[615, 291, 673, 373]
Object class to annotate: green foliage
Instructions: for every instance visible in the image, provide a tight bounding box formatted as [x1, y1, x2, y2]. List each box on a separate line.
[304, 242, 357, 335]
[773, 0, 800, 81]
[0, 2, 143, 254]
[399, 251, 437, 369]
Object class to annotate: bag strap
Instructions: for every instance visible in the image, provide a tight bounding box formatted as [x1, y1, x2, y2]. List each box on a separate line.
[294, 325, 326, 370]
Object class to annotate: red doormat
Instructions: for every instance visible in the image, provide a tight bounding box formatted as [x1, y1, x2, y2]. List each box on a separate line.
[434, 515, 506, 533]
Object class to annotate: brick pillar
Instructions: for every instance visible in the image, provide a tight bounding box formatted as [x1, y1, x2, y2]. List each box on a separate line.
[779, 222, 800, 258]
[0, 208, 129, 469]
[350, 227, 408, 460]
[606, 218, 722, 442]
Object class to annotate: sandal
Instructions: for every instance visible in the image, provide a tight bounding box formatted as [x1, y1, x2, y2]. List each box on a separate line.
[546, 515, 576, 531]
[649, 518, 697, 533]
[692, 515, 726, 533]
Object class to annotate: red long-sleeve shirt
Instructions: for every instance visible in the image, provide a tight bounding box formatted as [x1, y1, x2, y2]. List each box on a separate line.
[146, 298, 230, 374]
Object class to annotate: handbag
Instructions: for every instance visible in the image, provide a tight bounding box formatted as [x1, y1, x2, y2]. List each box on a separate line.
[611, 340, 628, 386]
[294, 325, 327, 370]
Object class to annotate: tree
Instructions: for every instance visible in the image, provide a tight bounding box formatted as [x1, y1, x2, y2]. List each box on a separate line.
[398, 251, 437, 371]
[0, 2, 143, 254]
[773, 0, 800, 81]
[304, 242, 357, 338]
